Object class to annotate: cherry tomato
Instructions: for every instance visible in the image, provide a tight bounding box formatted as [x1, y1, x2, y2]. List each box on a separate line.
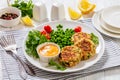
[40, 30, 47, 35]
[74, 26, 82, 32]
[45, 34, 51, 40]
[40, 30, 51, 40]
[44, 25, 52, 33]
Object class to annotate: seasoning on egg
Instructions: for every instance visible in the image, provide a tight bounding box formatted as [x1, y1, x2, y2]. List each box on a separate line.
[39, 44, 59, 57]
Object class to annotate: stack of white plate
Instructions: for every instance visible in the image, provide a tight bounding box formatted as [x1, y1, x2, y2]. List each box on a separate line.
[92, 5, 120, 38]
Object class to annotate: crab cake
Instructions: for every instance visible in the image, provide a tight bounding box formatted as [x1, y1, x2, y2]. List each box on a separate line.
[71, 32, 91, 43]
[59, 46, 81, 67]
[75, 38, 96, 60]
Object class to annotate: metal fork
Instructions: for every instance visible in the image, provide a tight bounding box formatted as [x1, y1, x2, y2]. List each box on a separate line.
[0, 34, 35, 79]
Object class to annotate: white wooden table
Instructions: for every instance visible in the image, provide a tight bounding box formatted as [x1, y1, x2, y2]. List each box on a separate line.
[0, 0, 120, 80]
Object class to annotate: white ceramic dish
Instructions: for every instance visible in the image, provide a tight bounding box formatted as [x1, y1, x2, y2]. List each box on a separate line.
[92, 10, 120, 38]
[23, 20, 105, 73]
[0, 7, 21, 27]
[100, 13, 120, 34]
[101, 5, 120, 29]
[36, 42, 60, 62]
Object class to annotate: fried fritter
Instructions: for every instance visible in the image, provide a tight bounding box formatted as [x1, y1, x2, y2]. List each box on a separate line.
[71, 32, 91, 43]
[59, 46, 81, 67]
[75, 38, 96, 60]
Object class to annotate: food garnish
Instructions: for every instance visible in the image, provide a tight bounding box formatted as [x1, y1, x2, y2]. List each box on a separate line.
[40, 30, 47, 35]
[44, 25, 52, 33]
[74, 26, 82, 32]
[26, 30, 48, 58]
[78, 0, 96, 14]
[90, 33, 99, 45]
[40, 30, 51, 40]
[48, 59, 66, 71]
[12, 0, 34, 18]
[68, 7, 82, 20]
[21, 15, 33, 26]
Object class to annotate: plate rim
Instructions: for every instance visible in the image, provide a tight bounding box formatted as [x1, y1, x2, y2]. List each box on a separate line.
[101, 5, 120, 29]
[100, 12, 120, 34]
[22, 20, 105, 73]
[92, 10, 120, 39]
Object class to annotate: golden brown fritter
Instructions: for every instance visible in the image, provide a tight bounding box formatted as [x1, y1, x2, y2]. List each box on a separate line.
[59, 46, 81, 67]
[71, 32, 91, 43]
[75, 38, 96, 60]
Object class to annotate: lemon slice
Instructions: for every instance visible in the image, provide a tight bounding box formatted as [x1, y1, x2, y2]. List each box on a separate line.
[68, 7, 82, 20]
[78, 0, 96, 14]
[21, 16, 33, 26]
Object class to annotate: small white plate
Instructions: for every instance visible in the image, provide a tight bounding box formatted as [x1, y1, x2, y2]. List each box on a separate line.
[101, 5, 120, 28]
[92, 10, 120, 38]
[100, 13, 120, 34]
[23, 20, 105, 73]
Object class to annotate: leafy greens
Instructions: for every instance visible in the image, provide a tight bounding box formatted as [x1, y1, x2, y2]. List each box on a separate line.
[90, 33, 99, 45]
[26, 30, 48, 58]
[12, 0, 34, 18]
[48, 59, 66, 71]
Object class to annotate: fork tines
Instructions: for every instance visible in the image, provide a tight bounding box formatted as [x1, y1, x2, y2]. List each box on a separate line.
[0, 33, 16, 47]
[6, 34, 16, 44]
[0, 36, 8, 47]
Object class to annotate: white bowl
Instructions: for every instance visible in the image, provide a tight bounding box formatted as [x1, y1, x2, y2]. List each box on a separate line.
[0, 7, 21, 27]
[101, 5, 120, 29]
[36, 42, 60, 62]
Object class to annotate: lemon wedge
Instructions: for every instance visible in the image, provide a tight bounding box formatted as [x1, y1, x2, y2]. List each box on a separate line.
[21, 16, 33, 26]
[68, 7, 82, 20]
[78, 0, 96, 14]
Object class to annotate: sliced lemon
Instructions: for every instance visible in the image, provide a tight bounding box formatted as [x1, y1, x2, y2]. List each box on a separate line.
[78, 0, 96, 14]
[21, 16, 33, 26]
[68, 7, 82, 20]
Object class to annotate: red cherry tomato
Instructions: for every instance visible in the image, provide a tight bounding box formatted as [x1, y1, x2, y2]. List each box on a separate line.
[44, 25, 52, 33]
[45, 34, 51, 40]
[40, 30, 51, 40]
[40, 30, 47, 35]
[74, 26, 82, 32]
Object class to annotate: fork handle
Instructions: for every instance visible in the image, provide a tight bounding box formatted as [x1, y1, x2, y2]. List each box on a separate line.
[10, 50, 35, 75]
[16, 58, 28, 80]
[15, 55, 35, 75]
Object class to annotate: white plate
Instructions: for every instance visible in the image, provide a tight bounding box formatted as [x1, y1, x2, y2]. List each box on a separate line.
[99, 12, 120, 34]
[101, 5, 120, 28]
[92, 10, 120, 38]
[23, 20, 105, 73]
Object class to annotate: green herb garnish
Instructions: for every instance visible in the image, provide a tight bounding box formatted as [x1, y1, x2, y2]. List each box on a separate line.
[12, 0, 34, 18]
[49, 59, 66, 71]
[26, 30, 48, 58]
[90, 33, 99, 45]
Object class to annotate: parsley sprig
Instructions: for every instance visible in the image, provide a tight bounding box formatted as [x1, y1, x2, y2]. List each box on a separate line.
[12, 0, 34, 18]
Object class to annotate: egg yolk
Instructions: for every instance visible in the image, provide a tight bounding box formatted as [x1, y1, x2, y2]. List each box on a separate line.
[39, 44, 59, 56]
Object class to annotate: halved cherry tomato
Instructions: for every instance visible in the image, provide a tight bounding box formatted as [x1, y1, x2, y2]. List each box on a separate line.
[40, 30, 47, 35]
[74, 26, 82, 32]
[40, 30, 51, 40]
[45, 34, 51, 40]
[44, 25, 52, 33]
